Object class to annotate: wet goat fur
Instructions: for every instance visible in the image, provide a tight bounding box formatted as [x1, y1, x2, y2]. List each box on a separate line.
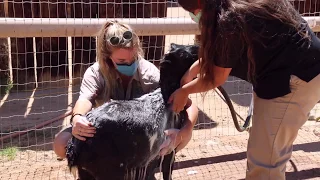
[66, 43, 199, 180]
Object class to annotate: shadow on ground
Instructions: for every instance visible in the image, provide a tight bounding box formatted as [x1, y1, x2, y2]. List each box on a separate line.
[170, 141, 320, 179]
[193, 110, 219, 130]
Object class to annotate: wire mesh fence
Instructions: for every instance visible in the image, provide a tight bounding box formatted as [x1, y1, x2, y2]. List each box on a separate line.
[0, 0, 320, 179]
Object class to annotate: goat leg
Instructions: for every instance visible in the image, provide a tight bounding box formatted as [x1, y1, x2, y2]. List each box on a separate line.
[161, 151, 175, 180]
[78, 167, 95, 180]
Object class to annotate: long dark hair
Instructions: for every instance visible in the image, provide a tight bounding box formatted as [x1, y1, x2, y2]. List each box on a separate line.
[178, 0, 307, 85]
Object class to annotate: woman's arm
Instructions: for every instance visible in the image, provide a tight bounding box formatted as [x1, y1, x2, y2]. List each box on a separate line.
[182, 66, 232, 94]
[71, 98, 96, 141]
[70, 65, 102, 141]
[180, 59, 201, 86]
[169, 65, 232, 113]
[159, 98, 198, 156]
[175, 98, 198, 152]
[72, 98, 93, 119]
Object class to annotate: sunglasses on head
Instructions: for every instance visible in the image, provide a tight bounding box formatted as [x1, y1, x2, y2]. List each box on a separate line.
[107, 30, 133, 46]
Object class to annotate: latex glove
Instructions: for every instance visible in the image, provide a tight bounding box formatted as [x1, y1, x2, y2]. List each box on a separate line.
[159, 129, 181, 156]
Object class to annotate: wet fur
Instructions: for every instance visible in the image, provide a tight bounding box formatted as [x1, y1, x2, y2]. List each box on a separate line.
[66, 43, 199, 180]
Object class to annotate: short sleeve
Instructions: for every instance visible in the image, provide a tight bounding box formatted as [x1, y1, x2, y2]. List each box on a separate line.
[138, 59, 160, 93]
[146, 63, 160, 91]
[213, 27, 244, 68]
[79, 63, 104, 103]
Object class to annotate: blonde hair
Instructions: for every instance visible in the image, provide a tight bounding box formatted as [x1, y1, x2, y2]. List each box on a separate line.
[96, 20, 144, 101]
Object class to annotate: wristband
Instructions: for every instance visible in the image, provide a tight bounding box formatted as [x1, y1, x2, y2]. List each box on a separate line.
[70, 113, 83, 125]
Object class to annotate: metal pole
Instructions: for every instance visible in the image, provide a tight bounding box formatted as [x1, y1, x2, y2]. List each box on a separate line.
[0, 18, 202, 37]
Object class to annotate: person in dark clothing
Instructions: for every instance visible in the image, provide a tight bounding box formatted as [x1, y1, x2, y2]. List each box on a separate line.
[169, 0, 320, 179]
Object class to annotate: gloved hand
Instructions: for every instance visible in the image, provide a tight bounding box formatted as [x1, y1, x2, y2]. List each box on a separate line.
[159, 129, 182, 156]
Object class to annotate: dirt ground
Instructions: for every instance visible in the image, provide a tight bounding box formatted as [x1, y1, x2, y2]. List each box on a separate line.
[0, 124, 319, 180]
[1, 5, 320, 180]
[1, 82, 319, 180]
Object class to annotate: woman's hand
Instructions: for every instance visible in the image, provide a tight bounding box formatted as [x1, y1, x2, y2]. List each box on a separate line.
[71, 115, 96, 141]
[168, 88, 189, 113]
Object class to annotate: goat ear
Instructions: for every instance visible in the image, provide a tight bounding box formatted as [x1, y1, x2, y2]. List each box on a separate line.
[170, 43, 178, 50]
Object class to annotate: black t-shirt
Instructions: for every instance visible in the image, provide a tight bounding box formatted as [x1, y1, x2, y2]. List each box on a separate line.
[214, 15, 320, 99]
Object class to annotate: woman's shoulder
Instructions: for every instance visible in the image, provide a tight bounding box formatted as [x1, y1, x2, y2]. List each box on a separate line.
[83, 62, 100, 75]
[137, 58, 160, 82]
[89, 62, 100, 72]
[82, 62, 104, 82]
[138, 58, 157, 66]
[138, 58, 159, 74]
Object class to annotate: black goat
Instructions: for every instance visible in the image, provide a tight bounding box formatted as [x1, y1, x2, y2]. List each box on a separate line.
[66, 43, 199, 180]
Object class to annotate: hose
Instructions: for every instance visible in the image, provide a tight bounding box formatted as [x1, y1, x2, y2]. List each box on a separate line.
[0, 110, 72, 142]
[216, 86, 253, 132]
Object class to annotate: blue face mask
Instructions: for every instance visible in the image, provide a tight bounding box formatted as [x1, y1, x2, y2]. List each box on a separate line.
[189, 11, 202, 24]
[116, 60, 138, 76]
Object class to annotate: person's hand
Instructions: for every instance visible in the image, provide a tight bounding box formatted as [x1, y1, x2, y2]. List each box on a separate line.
[168, 88, 189, 113]
[72, 115, 96, 141]
[159, 129, 181, 156]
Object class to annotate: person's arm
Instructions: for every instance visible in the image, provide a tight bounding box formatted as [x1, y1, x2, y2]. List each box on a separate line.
[74, 99, 93, 113]
[168, 65, 232, 113]
[175, 98, 198, 152]
[71, 98, 93, 122]
[159, 98, 198, 156]
[70, 98, 95, 141]
[71, 65, 102, 141]
[181, 26, 243, 93]
[180, 59, 201, 86]
[182, 65, 232, 94]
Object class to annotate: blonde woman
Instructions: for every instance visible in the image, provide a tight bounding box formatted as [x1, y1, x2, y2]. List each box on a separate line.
[53, 20, 199, 159]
